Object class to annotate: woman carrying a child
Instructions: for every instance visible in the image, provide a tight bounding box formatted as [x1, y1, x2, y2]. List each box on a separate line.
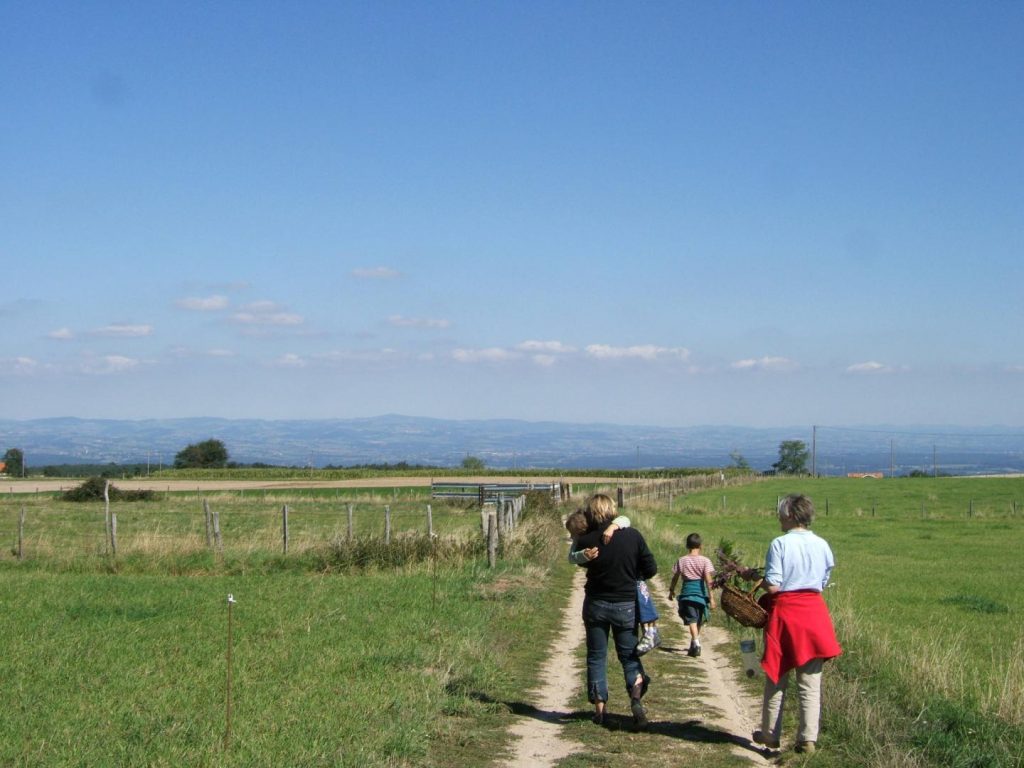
[573, 493, 658, 729]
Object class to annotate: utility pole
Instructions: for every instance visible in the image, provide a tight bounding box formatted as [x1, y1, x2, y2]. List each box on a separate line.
[889, 439, 894, 478]
[811, 425, 817, 477]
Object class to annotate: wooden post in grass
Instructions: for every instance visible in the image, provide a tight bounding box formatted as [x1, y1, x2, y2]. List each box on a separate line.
[282, 505, 289, 554]
[825, 498, 829, 516]
[213, 508, 222, 552]
[487, 511, 497, 568]
[110, 512, 118, 557]
[426, 504, 433, 536]
[969, 499, 974, 518]
[347, 504, 354, 541]
[617, 487, 624, 509]
[204, 499, 213, 548]
[384, 505, 391, 544]
[18, 506, 25, 561]
[104, 480, 112, 555]
[480, 508, 488, 536]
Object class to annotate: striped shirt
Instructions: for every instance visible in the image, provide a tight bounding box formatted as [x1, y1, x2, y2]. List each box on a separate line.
[672, 554, 715, 581]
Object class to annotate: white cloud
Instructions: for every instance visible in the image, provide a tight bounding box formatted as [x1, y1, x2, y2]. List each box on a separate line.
[516, 340, 576, 354]
[274, 353, 307, 368]
[176, 295, 229, 311]
[847, 361, 889, 373]
[81, 355, 141, 374]
[230, 301, 303, 326]
[317, 348, 401, 364]
[731, 356, 798, 372]
[91, 323, 154, 338]
[387, 314, 451, 329]
[585, 344, 690, 361]
[452, 347, 518, 363]
[531, 354, 557, 367]
[1, 356, 40, 375]
[352, 266, 401, 280]
[47, 327, 74, 340]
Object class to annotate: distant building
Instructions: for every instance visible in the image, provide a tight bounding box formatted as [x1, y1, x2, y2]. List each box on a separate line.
[847, 471, 884, 479]
[0, 461, 6, 475]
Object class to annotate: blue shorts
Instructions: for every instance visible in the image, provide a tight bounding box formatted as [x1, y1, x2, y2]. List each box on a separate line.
[677, 600, 706, 626]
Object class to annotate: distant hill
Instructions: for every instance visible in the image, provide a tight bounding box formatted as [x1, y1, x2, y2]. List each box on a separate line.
[1, 416, 1022, 475]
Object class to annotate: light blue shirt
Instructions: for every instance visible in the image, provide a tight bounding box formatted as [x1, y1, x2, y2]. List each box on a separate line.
[764, 529, 834, 592]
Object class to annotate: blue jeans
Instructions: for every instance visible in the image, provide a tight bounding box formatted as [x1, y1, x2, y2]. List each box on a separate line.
[583, 597, 647, 703]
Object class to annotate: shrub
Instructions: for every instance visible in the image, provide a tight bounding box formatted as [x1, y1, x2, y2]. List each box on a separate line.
[61, 476, 158, 503]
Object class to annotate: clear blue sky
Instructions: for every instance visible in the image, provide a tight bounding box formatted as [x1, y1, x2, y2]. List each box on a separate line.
[2, 2, 1022, 427]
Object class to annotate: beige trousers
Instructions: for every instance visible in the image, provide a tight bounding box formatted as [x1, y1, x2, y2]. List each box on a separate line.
[761, 657, 823, 744]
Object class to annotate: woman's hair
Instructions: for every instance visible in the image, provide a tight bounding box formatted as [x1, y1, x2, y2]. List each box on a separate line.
[778, 494, 815, 527]
[565, 509, 588, 537]
[584, 493, 617, 527]
[686, 532, 702, 550]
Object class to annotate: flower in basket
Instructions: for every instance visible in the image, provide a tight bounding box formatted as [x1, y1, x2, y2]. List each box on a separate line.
[713, 541, 764, 591]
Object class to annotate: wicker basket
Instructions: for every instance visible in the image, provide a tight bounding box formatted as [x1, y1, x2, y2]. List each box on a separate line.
[720, 579, 768, 628]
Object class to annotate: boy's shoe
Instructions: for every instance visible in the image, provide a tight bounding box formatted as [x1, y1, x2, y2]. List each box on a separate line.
[636, 627, 661, 656]
[687, 644, 701, 657]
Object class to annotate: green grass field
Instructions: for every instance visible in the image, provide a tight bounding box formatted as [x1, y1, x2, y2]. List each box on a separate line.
[638, 476, 1024, 768]
[2, 476, 1022, 767]
[0, 495, 570, 767]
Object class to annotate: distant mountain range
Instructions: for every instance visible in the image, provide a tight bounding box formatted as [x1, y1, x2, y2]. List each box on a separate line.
[2, 416, 1023, 476]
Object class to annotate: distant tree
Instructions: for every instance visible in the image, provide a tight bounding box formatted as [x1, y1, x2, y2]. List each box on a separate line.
[174, 439, 229, 469]
[772, 440, 809, 475]
[2, 448, 25, 477]
[460, 455, 486, 471]
[728, 450, 750, 471]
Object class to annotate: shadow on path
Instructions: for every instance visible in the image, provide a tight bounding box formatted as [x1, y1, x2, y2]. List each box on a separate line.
[471, 691, 772, 759]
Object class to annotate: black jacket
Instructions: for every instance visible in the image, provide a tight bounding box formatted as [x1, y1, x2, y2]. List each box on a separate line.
[577, 525, 658, 602]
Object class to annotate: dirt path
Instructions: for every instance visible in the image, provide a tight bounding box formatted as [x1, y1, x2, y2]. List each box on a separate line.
[495, 569, 588, 768]
[496, 572, 771, 767]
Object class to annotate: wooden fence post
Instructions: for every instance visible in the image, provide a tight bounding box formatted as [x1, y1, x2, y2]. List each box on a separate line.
[426, 504, 433, 536]
[347, 504, 354, 541]
[213, 508, 222, 551]
[487, 511, 497, 568]
[18, 506, 25, 561]
[204, 499, 213, 548]
[104, 480, 112, 555]
[617, 487, 624, 509]
[110, 512, 118, 557]
[384, 505, 391, 544]
[480, 508, 489, 536]
[282, 505, 289, 554]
